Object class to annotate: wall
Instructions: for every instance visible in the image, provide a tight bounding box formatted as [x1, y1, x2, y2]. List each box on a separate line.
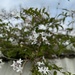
[0, 58, 75, 75]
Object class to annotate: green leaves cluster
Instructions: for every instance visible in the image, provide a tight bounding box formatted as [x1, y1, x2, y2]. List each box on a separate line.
[0, 8, 74, 60]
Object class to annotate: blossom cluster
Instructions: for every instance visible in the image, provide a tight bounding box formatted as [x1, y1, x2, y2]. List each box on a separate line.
[0, 57, 50, 75]
[37, 61, 49, 75]
[11, 58, 23, 73]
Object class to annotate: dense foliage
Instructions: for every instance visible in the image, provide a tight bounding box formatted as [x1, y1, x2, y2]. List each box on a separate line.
[0, 8, 75, 75]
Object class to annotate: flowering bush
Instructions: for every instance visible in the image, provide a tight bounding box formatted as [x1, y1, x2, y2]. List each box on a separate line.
[0, 8, 75, 75]
[11, 59, 23, 73]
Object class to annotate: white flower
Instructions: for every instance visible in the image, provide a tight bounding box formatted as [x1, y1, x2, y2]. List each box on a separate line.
[0, 59, 4, 69]
[17, 58, 23, 64]
[38, 67, 44, 73]
[43, 67, 49, 74]
[0, 59, 2, 63]
[11, 61, 17, 70]
[37, 61, 44, 66]
[42, 56, 46, 62]
[16, 65, 23, 73]
[11, 61, 16, 67]
[11, 58, 23, 73]
[38, 66, 49, 75]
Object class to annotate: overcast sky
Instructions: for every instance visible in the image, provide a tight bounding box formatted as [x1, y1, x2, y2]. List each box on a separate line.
[0, 0, 75, 33]
[0, 0, 75, 12]
[0, 0, 74, 17]
[0, 0, 74, 22]
[0, 0, 75, 21]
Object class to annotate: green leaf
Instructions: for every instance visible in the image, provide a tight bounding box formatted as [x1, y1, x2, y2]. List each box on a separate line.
[21, 16, 26, 21]
[50, 17, 55, 22]
[54, 71, 57, 75]
[44, 12, 49, 17]
[53, 64, 62, 71]
[42, 8, 46, 13]
[66, 28, 73, 32]
[0, 19, 2, 21]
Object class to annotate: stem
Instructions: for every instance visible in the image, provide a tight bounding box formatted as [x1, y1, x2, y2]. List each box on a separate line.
[20, 59, 28, 75]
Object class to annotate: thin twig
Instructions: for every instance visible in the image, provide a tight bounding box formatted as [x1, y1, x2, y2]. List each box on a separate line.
[20, 59, 28, 75]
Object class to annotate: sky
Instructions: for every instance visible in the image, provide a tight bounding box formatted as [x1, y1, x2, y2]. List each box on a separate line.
[0, 0, 74, 17]
[0, 0, 75, 21]
[0, 0, 75, 30]
[0, 0, 75, 12]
